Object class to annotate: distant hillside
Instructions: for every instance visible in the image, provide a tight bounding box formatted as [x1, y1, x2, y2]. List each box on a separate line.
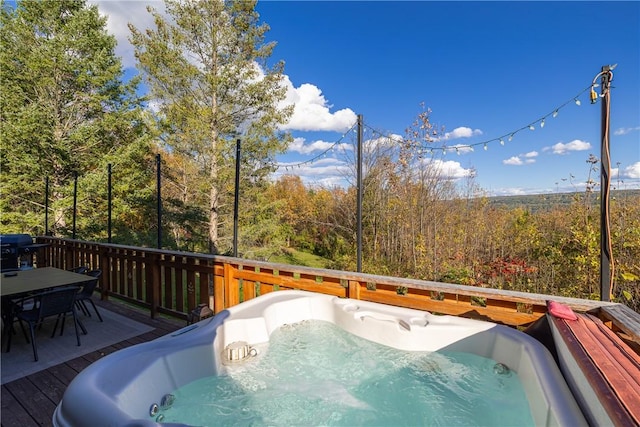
[486, 189, 640, 212]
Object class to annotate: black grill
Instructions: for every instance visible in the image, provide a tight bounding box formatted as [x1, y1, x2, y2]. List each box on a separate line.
[0, 234, 47, 271]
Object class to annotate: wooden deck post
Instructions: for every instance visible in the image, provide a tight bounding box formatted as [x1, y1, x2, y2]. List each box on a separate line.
[148, 251, 160, 319]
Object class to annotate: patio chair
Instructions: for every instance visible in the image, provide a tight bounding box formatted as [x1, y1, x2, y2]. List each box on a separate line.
[10, 286, 83, 362]
[68, 265, 89, 274]
[75, 269, 103, 322]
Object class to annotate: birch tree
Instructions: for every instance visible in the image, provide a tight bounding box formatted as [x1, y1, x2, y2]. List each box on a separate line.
[129, 0, 293, 254]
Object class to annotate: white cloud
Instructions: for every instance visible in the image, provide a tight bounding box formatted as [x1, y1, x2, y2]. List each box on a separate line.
[445, 144, 475, 155]
[623, 161, 640, 179]
[614, 126, 640, 136]
[364, 134, 403, 152]
[503, 150, 538, 165]
[427, 159, 474, 179]
[92, 1, 162, 69]
[442, 127, 483, 140]
[492, 187, 527, 196]
[489, 187, 555, 197]
[288, 137, 352, 155]
[275, 157, 350, 187]
[503, 156, 523, 166]
[93, 2, 356, 134]
[546, 139, 591, 155]
[279, 77, 357, 132]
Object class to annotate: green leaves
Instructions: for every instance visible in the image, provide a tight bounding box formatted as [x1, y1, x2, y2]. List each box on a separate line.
[129, 0, 292, 253]
[1, 0, 150, 238]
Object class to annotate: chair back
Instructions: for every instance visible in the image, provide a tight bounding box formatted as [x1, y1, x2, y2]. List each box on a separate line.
[78, 270, 102, 297]
[36, 287, 80, 318]
[86, 269, 102, 278]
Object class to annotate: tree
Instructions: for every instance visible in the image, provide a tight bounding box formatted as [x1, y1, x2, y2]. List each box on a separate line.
[0, 0, 151, 237]
[129, 0, 293, 254]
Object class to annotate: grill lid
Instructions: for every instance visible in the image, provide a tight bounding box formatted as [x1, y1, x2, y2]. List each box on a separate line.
[0, 234, 34, 247]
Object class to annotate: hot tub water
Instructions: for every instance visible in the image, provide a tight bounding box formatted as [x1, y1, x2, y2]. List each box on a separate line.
[158, 320, 534, 426]
[53, 291, 587, 427]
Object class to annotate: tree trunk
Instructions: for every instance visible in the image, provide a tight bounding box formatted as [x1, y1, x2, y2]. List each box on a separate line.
[209, 131, 219, 254]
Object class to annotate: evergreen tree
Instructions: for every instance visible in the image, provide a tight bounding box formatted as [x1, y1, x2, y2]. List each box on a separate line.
[129, 0, 293, 254]
[0, 0, 153, 238]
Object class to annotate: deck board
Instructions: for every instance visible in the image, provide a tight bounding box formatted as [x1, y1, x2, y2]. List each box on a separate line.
[1, 298, 183, 427]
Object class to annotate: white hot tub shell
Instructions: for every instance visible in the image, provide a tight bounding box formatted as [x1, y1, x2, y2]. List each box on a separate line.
[53, 290, 587, 426]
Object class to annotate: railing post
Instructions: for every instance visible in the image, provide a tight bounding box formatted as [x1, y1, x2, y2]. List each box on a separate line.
[224, 262, 237, 309]
[186, 256, 197, 313]
[99, 245, 110, 301]
[149, 251, 161, 319]
[214, 262, 225, 314]
[64, 240, 74, 270]
[348, 280, 361, 300]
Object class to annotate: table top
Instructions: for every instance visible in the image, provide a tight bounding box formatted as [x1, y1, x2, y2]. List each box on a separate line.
[0, 267, 90, 297]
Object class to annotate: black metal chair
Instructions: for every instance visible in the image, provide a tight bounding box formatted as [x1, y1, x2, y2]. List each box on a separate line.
[9, 286, 84, 361]
[68, 265, 89, 274]
[75, 269, 103, 322]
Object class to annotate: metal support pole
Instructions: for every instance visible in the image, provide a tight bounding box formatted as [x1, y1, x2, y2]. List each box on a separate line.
[156, 154, 162, 249]
[599, 66, 613, 301]
[108, 163, 112, 244]
[356, 114, 363, 272]
[233, 139, 241, 257]
[72, 172, 78, 239]
[44, 176, 49, 235]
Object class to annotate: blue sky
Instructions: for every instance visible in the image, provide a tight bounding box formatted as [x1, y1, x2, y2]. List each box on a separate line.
[94, 1, 639, 196]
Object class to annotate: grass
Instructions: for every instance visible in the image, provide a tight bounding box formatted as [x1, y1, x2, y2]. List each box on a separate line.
[269, 247, 332, 269]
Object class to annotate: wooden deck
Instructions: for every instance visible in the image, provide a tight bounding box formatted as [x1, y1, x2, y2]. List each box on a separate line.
[1, 299, 183, 427]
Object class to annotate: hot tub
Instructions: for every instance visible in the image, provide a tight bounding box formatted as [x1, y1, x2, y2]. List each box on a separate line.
[53, 290, 586, 426]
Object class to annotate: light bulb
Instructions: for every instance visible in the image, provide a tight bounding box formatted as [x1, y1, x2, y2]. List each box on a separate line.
[500, 139, 505, 146]
[540, 119, 545, 128]
[575, 98, 581, 106]
[509, 134, 514, 142]
[529, 124, 535, 131]
[552, 110, 558, 118]
[483, 143, 488, 151]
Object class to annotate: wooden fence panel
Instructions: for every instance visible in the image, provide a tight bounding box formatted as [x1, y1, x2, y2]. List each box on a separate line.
[35, 237, 635, 344]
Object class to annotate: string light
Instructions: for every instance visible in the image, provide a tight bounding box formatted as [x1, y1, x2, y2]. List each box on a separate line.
[277, 82, 593, 166]
[276, 122, 358, 171]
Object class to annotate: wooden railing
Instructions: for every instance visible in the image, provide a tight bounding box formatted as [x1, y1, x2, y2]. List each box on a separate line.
[35, 236, 640, 347]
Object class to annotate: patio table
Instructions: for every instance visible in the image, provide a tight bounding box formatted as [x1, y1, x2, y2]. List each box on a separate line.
[1, 267, 90, 297]
[1, 267, 92, 344]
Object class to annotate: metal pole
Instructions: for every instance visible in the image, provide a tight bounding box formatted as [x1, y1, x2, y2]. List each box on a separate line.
[233, 139, 241, 257]
[156, 154, 162, 249]
[108, 163, 112, 243]
[72, 172, 78, 239]
[44, 176, 49, 235]
[356, 114, 363, 272]
[599, 66, 612, 301]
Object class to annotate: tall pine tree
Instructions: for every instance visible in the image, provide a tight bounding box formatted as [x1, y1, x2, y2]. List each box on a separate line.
[129, 0, 293, 254]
